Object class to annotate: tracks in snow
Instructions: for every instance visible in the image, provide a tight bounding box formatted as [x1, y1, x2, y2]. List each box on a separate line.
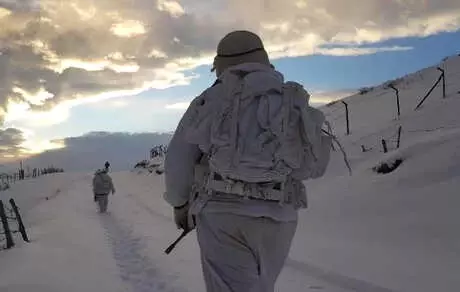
[285, 258, 399, 292]
[97, 183, 396, 292]
[99, 212, 185, 292]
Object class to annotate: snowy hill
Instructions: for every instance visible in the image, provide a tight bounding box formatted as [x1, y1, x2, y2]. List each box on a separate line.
[1, 55, 460, 292]
[298, 54, 460, 292]
[323, 54, 460, 140]
[132, 156, 166, 174]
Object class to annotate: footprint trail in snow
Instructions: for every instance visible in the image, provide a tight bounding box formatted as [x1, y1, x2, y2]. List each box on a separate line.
[100, 213, 186, 292]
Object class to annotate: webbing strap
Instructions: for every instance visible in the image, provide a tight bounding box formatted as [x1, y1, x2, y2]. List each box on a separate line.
[217, 47, 264, 58]
[206, 178, 285, 201]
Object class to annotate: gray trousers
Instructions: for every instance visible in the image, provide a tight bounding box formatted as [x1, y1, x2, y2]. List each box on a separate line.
[95, 194, 109, 213]
[196, 212, 297, 292]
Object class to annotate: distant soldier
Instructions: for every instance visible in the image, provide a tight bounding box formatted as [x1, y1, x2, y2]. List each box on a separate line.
[92, 168, 116, 213]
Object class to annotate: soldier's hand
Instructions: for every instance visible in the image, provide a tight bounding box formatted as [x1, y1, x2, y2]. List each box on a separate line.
[173, 203, 190, 230]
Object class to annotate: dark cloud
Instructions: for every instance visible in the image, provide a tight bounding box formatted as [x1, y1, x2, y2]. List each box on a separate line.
[0, 127, 26, 157]
[15, 131, 172, 171]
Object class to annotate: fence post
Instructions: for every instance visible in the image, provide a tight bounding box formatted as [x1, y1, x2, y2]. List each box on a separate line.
[9, 199, 29, 243]
[19, 161, 23, 180]
[437, 67, 446, 98]
[0, 200, 15, 249]
[389, 84, 401, 117]
[381, 139, 388, 153]
[342, 101, 350, 135]
[397, 126, 402, 149]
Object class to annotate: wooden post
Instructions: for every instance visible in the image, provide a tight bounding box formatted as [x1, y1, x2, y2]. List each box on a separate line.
[382, 139, 388, 153]
[389, 84, 401, 117]
[397, 126, 402, 149]
[19, 161, 23, 180]
[342, 101, 350, 135]
[0, 200, 15, 249]
[9, 199, 29, 242]
[437, 67, 446, 98]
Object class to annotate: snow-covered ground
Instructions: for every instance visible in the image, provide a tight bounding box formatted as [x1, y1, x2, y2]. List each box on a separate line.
[1, 55, 459, 292]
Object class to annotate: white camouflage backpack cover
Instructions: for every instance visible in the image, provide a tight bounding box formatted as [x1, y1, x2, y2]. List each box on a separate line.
[184, 63, 333, 201]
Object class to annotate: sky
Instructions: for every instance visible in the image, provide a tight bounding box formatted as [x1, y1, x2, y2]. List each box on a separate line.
[1, 0, 460, 164]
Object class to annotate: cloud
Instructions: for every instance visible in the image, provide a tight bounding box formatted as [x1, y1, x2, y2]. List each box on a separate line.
[110, 100, 130, 108]
[164, 101, 191, 110]
[0, 127, 26, 158]
[309, 89, 357, 106]
[223, 0, 460, 58]
[4, 99, 72, 127]
[14, 131, 173, 171]
[110, 19, 147, 38]
[19, 131, 65, 154]
[87, 96, 131, 109]
[315, 46, 413, 57]
[0, 0, 222, 125]
[0, 125, 64, 162]
[0, 0, 459, 147]
[157, 0, 185, 18]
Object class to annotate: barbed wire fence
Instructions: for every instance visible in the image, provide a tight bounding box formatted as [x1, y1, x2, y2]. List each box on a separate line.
[380, 126, 403, 153]
[0, 163, 65, 195]
[324, 59, 458, 158]
[0, 198, 29, 251]
[358, 125, 403, 154]
[415, 67, 446, 110]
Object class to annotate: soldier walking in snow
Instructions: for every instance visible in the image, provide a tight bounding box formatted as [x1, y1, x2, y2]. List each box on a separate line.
[92, 168, 116, 213]
[164, 30, 332, 292]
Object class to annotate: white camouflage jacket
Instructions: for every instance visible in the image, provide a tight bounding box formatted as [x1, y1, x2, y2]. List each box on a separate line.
[163, 75, 303, 222]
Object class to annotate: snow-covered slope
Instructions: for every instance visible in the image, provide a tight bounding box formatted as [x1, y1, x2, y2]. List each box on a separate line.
[0, 173, 130, 292]
[324, 54, 460, 140]
[296, 54, 460, 292]
[0, 172, 86, 214]
[132, 156, 165, 174]
[1, 55, 459, 292]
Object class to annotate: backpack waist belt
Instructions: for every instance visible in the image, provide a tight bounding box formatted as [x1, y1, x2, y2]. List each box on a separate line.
[206, 174, 286, 202]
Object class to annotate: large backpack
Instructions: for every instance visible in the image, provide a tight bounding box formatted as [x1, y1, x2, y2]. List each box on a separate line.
[185, 63, 333, 200]
[93, 170, 113, 194]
